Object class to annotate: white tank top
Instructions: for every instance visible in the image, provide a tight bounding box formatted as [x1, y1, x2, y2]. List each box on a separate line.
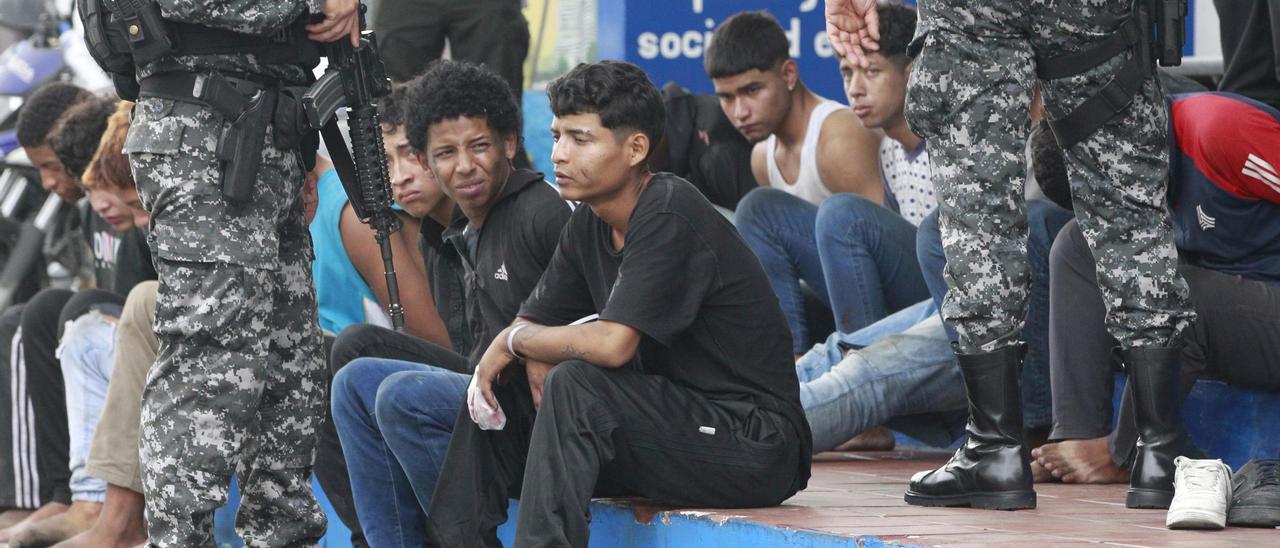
[764, 100, 844, 205]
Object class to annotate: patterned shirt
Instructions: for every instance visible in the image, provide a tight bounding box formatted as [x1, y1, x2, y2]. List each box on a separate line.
[878, 138, 935, 226]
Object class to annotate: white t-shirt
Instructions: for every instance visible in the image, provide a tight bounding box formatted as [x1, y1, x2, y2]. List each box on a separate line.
[879, 138, 935, 226]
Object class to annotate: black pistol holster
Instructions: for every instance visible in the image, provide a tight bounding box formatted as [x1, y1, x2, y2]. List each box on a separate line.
[138, 72, 286, 204]
[81, 0, 323, 204]
[1035, 0, 1187, 148]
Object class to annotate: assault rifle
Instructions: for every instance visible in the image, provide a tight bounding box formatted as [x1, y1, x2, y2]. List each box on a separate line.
[302, 26, 405, 331]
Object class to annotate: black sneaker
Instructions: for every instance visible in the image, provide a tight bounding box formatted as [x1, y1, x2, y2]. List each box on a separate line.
[1227, 459, 1280, 527]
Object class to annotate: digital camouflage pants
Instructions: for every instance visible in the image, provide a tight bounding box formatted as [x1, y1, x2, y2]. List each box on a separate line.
[127, 96, 326, 547]
[908, 0, 1196, 352]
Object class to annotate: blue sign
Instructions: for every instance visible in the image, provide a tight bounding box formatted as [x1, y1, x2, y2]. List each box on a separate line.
[598, 0, 887, 101]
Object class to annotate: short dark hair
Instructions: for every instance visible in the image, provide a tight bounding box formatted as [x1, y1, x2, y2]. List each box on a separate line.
[547, 61, 665, 152]
[379, 82, 410, 130]
[49, 95, 116, 178]
[1030, 119, 1073, 211]
[876, 2, 917, 67]
[404, 60, 522, 153]
[704, 11, 789, 79]
[16, 82, 91, 148]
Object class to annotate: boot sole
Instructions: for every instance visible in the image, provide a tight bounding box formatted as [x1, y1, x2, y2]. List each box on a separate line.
[1227, 505, 1280, 528]
[904, 489, 1036, 510]
[1126, 488, 1174, 509]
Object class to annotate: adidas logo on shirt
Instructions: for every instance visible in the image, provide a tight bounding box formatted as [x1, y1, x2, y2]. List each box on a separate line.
[1196, 205, 1216, 230]
[495, 263, 509, 281]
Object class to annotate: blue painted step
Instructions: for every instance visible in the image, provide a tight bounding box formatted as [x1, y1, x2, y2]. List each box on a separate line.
[1114, 375, 1280, 470]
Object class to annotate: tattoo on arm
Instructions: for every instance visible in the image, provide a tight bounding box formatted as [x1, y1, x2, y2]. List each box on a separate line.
[562, 343, 588, 361]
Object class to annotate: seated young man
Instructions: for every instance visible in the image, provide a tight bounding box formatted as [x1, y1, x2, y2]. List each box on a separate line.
[328, 60, 571, 547]
[312, 83, 460, 546]
[326, 84, 453, 344]
[1034, 92, 1280, 511]
[426, 60, 811, 547]
[1, 92, 160, 546]
[0, 85, 95, 528]
[803, 121, 1075, 454]
[706, 11, 899, 353]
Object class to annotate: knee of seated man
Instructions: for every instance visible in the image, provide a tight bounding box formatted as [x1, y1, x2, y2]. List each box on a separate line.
[733, 187, 792, 228]
[56, 310, 117, 365]
[330, 323, 384, 374]
[1047, 219, 1085, 271]
[542, 360, 602, 402]
[816, 193, 881, 235]
[20, 287, 72, 327]
[372, 370, 448, 422]
[331, 356, 380, 404]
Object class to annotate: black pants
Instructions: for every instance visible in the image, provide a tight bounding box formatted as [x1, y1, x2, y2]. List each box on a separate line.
[426, 361, 804, 548]
[1047, 220, 1280, 466]
[0, 288, 124, 507]
[1214, 0, 1280, 110]
[373, 0, 529, 89]
[314, 323, 469, 547]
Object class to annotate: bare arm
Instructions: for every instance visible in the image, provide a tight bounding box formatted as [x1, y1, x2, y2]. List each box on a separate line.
[816, 108, 884, 203]
[471, 319, 642, 409]
[339, 205, 452, 347]
[750, 142, 771, 187]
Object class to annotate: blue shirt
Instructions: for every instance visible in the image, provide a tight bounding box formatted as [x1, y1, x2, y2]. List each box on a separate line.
[310, 168, 381, 334]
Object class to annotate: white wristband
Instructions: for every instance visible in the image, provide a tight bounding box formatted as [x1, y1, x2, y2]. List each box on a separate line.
[507, 324, 529, 360]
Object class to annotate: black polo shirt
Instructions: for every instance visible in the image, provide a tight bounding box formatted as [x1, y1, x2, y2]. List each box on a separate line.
[419, 169, 571, 366]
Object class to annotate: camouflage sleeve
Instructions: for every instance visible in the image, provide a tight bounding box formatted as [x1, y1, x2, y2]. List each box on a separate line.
[156, 0, 313, 35]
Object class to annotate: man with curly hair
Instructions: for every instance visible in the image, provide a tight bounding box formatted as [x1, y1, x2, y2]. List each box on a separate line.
[328, 60, 570, 546]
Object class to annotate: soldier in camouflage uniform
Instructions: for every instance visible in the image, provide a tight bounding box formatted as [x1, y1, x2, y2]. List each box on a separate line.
[825, 0, 1198, 511]
[124, 0, 359, 545]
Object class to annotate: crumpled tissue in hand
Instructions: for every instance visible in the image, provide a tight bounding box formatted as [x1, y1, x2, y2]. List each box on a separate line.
[467, 375, 506, 430]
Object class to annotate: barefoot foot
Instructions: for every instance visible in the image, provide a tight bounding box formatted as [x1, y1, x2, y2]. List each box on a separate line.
[0, 502, 69, 542]
[1032, 437, 1130, 484]
[52, 485, 146, 548]
[0, 508, 35, 530]
[834, 426, 896, 452]
[9, 501, 100, 548]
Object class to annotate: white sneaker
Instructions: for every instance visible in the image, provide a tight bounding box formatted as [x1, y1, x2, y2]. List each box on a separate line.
[1166, 457, 1233, 530]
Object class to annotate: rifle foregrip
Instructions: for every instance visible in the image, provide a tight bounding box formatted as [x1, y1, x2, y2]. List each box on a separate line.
[346, 105, 395, 219]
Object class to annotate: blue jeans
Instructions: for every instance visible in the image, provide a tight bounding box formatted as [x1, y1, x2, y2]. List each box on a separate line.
[57, 310, 116, 503]
[736, 188, 928, 353]
[331, 357, 469, 548]
[797, 300, 966, 451]
[915, 199, 1074, 429]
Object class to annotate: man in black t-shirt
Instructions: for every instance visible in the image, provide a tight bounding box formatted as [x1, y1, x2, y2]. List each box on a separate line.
[427, 61, 812, 548]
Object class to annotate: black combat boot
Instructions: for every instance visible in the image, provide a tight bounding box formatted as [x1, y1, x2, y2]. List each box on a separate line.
[1123, 346, 1200, 509]
[904, 344, 1035, 510]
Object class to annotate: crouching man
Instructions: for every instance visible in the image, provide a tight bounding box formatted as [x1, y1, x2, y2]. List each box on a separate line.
[426, 61, 813, 547]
